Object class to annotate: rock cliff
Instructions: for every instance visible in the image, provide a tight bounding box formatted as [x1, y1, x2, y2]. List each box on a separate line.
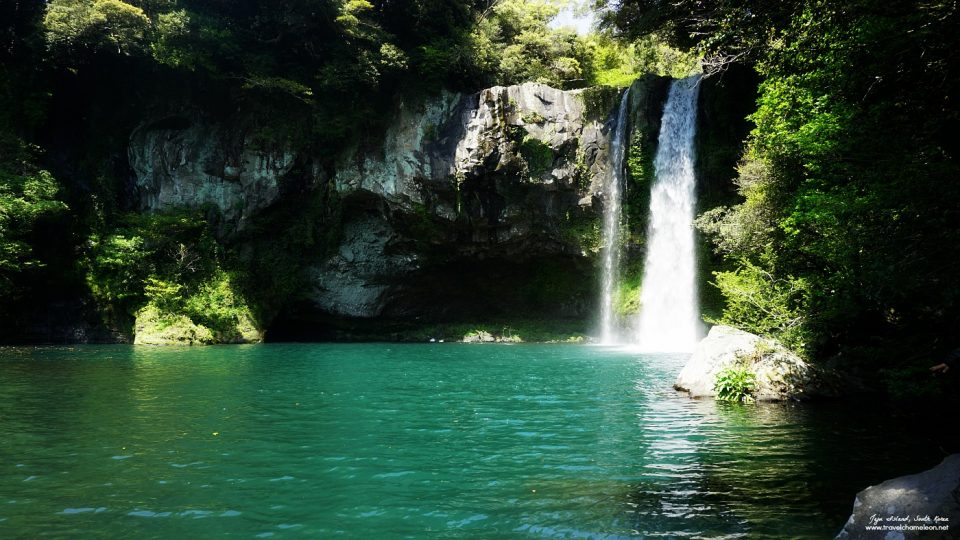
[128, 115, 319, 230]
[125, 77, 674, 338]
[311, 82, 637, 322]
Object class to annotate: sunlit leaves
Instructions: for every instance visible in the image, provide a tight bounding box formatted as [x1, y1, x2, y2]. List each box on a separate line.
[44, 0, 151, 54]
[0, 137, 67, 297]
[713, 261, 812, 354]
[336, 0, 374, 37]
[472, 0, 587, 86]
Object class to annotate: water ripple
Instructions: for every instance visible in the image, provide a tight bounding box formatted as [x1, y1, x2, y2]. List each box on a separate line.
[1, 344, 956, 539]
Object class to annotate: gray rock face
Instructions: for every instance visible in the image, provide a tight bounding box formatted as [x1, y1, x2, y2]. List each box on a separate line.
[125, 79, 670, 324]
[334, 83, 611, 212]
[308, 211, 418, 318]
[836, 454, 960, 539]
[675, 325, 834, 401]
[128, 116, 305, 228]
[309, 81, 647, 319]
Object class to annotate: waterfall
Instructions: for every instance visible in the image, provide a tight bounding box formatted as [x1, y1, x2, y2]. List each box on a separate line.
[635, 75, 702, 352]
[598, 87, 631, 344]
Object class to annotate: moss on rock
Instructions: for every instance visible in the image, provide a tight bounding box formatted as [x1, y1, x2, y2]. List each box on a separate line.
[518, 136, 555, 179]
[133, 304, 215, 345]
[576, 86, 622, 122]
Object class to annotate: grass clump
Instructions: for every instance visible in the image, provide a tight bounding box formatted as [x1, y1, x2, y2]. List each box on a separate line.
[714, 365, 757, 403]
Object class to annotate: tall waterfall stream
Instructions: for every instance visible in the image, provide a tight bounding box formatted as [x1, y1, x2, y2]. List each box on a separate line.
[597, 88, 631, 344]
[636, 75, 702, 351]
[598, 76, 702, 350]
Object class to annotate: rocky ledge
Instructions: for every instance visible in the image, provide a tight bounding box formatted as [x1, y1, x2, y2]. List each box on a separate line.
[675, 325, 838, 401]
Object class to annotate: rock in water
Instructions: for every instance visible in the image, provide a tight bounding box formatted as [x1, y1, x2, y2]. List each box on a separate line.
[835, 454, 960, 539]
[462, 330, 496, 343]
[675, 325, 834, 401]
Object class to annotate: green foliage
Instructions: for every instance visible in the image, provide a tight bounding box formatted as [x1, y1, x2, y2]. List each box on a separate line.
[559, 211, 601, 252]
[625, 131, 651, 188]
[695, 156, 779, 259]
[577, 85, 621, 121]
[84, 208, 261, 343]
[149, 9, 193, 67]
[518, 136, 555, 178]
[714, 366, 756, 403]
[624, 129, 654, 242]
[85, 233, 151, 311]
[44, 0, 150, 55]
[0, 136, 68, 299]
[83, 210, 218, 327]
[581, 33, 699, 87]
[471, 0, 589, 87]
[144, 270, 259, 343]
[712, 261, 812, 355]
[134, 303, 215, 345]
[614, 257, 642, 316]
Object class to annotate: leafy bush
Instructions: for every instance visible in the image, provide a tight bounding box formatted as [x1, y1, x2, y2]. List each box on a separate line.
[711, 260, 812, 356]
[582, 33, 699, 87]
[144, 270, 259, 343]
[0, 136, 68, 300]
[84, 211, 213, 322]
[714, 366, 757, 403]
[472, 0, 586, 86]
[44, 0, 150, 55]
[614, 258, 643, 316]
[559, 212, 601, 253]
[695, 156, 781, 259]
[82, 209, 263, 342]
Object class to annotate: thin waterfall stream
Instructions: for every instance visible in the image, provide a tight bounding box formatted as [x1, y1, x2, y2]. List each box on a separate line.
[635, 75, 702, 352]
[598, 88, 631, 344]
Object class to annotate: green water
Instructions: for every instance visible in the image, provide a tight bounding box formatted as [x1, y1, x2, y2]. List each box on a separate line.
[0, 344, 952, 538]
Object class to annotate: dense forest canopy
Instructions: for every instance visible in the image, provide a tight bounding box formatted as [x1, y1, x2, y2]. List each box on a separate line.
[2, 0, 959, 395]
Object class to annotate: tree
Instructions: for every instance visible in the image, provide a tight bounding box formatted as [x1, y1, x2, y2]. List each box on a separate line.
[0, 136, 67, 299]
[44, 0, 151, 55]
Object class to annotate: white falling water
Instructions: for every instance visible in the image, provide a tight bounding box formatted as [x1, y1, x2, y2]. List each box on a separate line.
[635, 75, 702, 352]
[598, 88, 631, 344]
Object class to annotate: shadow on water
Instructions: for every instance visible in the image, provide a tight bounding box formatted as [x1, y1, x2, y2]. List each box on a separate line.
[616, 386, 960, 539]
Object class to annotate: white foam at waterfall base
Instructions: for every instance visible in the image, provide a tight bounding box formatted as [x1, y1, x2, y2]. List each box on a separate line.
[634, 75, 702, 352]
[597, 88, 631, 344]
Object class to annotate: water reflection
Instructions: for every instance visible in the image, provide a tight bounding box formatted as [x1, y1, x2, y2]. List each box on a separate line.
[0, 344, 957, 539]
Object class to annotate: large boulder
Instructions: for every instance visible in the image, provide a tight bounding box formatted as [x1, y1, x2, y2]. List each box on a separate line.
[675, 325, 835, 401]
[835, 454, 960, 539]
